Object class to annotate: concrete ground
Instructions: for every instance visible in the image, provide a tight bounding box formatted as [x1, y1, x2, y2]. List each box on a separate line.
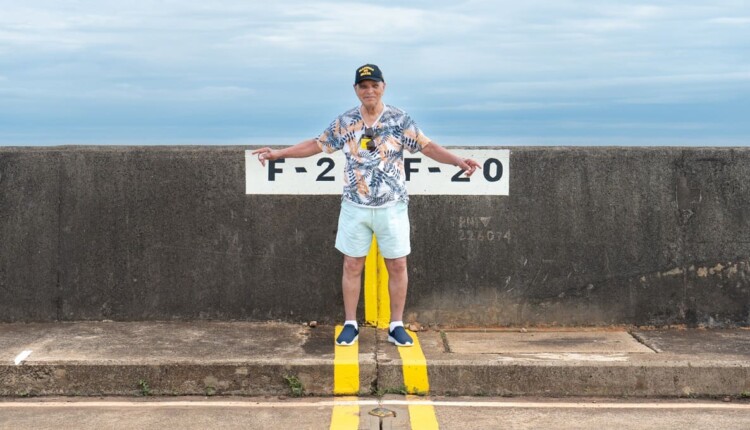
[2, 396, 750, 430]
[0, 321, 749, 397]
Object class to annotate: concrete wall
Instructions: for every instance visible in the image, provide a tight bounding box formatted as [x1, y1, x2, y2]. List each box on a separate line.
[1, 146, 749, 326]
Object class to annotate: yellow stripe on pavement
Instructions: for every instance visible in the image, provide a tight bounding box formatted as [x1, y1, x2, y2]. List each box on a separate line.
[398, 333, 439, 428]
[395, 330, 430, 394]
[364, 236, 379, 327]
[362, 238, 439, 428]
[331, 326, 360, 429]
[329, 397, 359, 430]
[407, 394, 440, 430]
[333, 325, 359, 395]
[364, 235, 391, 329]
[376, 249, 390, 329]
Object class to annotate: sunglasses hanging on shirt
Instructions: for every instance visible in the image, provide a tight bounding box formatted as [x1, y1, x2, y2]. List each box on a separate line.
[359, 127, 377, 152]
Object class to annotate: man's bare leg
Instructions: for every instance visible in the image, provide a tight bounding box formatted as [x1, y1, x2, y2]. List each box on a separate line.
[342, 255, 366, 320]
[384, 256, 408, 322]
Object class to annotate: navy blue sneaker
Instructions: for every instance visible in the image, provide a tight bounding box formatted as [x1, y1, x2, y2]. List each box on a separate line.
[388, 326, 413, 347]
[336, 324, 359, 346]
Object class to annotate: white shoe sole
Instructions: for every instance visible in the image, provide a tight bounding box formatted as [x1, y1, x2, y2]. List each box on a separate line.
[336, 334, 358, 346]
[387, 335, 413, 347]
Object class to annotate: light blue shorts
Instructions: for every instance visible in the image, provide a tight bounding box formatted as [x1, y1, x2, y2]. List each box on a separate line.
[335, 200, 411, 259]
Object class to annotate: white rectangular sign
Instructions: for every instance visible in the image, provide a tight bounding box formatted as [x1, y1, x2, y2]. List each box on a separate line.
[245, 149, 509, 196]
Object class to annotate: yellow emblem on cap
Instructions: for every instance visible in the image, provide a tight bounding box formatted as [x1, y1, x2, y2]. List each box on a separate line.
[358, 66, 374, 76]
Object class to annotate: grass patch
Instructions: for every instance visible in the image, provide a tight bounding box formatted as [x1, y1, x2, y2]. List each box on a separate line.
[138, 379, 152, 396]
[283, 375, 304, 397]
[440, 330, 452, 353]
[372, 385, 409, 397]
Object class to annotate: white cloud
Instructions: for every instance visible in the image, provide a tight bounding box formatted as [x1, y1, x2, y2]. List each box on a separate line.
[708, 17, 750, 25]
[422, 71, 750, 107]
[434, 101, 591, 112]
[555, 121, 710, 131]
[498, 72, 750, 90]
[0, 0, 748, 144]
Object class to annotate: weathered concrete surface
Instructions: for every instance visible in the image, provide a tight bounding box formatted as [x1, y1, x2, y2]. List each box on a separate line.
[0, 150, 61, 321]
[445, 331, 654, 354]
[0, 322, 377, 397]
[0, 147, 346, 323]
[2, 322, 749, 398]
[632, 327, 750, 355]
[64, 147, 340, 322]
[428, 398, 750, 430]
[4, 397, 749, 430]
[377, 328, 750, 397]
[0, 397, 340, 430]
[1, 146, 749, 326]
[407, 148, 750, 327]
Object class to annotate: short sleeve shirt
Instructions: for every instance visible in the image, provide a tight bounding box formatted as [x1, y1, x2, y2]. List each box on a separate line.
[316, 105, 431, 207]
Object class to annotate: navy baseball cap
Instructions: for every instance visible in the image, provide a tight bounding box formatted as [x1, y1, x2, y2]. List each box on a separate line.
[355, 64, 384, 84]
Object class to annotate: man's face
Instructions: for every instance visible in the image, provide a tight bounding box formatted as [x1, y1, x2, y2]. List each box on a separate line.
[354, 80, 386, 110]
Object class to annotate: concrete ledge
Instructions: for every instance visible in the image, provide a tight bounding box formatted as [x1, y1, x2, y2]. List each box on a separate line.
[379, 360, 750, 397]
[2, 322, 750, 398]
[0, 363, 340, 397]
[0, 322, 377, 397]
[377, 329, 750, 397]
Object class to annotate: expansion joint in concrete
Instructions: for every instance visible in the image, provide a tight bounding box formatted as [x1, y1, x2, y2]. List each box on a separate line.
[54, 154, 64, 321]
[372, 324, 382, 396]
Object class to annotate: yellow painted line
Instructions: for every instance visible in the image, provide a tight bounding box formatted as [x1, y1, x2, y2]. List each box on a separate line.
[395, 330, 430, 394]
[364, 236, 379, 327]
[331, 326, 359, 429]
[376, 248, 390, 329]
[407, 394, 440, 430]
[333, 325, 359, 395]
[363, 237, 437, 427]
[329, 396, 359, 430]
[364, 235, 391, 328]
[401, 336, 438, 429]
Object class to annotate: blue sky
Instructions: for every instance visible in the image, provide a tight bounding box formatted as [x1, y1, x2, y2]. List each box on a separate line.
[0, 1, 748, 146]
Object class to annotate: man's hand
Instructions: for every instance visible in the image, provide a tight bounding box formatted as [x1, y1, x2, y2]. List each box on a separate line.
[421, 142, 481, 177]
[251, 147, 280, 167]
[251, 139, 322, 166]
[457, 158, 481, 177]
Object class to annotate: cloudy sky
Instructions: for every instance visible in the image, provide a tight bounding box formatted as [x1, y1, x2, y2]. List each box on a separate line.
[1, 1, 748, 146]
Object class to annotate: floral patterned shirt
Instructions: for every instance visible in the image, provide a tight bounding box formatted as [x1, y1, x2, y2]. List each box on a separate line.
[316, 105, 431, 207]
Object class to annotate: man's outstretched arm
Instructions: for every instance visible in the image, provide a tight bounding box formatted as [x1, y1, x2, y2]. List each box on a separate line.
[252, 138, 323, 166]
[421, 141, 481, 177]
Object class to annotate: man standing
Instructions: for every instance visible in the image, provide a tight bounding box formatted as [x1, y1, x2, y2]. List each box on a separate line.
[253, 64, 480, 347]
